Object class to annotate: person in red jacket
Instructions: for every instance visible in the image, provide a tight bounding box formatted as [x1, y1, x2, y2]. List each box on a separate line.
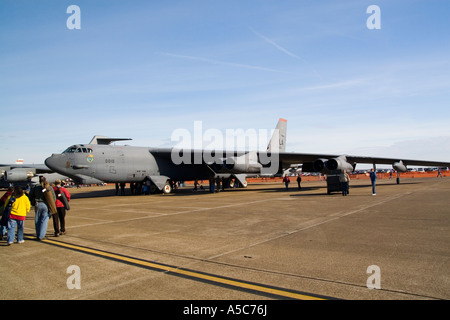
[52, 179, 70, 237]
[282, 175, 290, 190]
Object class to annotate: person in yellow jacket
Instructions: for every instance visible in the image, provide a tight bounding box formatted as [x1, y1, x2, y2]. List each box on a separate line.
[6, 186, 31, 245]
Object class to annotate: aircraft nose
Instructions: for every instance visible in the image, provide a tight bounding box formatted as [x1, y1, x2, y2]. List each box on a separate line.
[45, 154, 67, 172]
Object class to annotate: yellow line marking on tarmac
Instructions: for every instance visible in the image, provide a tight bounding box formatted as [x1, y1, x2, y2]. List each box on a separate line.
[28, 236, 327, 300]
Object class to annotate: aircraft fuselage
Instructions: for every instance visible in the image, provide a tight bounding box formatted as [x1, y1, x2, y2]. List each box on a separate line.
[45, 144, 219, 185]
[45, 144, 160, 184]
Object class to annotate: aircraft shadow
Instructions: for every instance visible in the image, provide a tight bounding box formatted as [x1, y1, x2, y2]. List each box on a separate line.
[68, 180, 422, 199]
[290, 180, 422, 197]
[71, 188, 117, 199]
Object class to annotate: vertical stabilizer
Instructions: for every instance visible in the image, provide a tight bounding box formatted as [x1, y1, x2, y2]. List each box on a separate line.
[267, 118, 287, 152]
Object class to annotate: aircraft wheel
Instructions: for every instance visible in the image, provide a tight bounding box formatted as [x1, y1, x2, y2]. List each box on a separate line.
[162, 183, 172, 194]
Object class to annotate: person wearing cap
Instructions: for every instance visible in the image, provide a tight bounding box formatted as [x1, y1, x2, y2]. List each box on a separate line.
[52, 179, 71, 236]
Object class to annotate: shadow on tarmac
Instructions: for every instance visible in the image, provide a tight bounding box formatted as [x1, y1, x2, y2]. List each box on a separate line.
[69, 179, 422, 199]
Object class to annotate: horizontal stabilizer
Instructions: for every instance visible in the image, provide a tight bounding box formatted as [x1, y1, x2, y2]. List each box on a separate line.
[89, 135, 132, 145]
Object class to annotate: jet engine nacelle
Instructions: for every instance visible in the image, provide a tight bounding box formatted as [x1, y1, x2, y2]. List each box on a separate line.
[325, 156, 354, 172]
[223, 151, 262, 173]
[4, 169, 34, 182]
[313, 158, 328, 172]
[0, 166, 11, 179]
[393, 161, 407, 172]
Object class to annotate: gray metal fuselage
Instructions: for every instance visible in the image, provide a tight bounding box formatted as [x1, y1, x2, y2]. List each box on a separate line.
[45, 145, 155, 184]
[45, 144, 215, 185]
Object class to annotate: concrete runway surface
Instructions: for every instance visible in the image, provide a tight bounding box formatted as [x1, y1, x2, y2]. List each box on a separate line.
[0, 177, 449, 301]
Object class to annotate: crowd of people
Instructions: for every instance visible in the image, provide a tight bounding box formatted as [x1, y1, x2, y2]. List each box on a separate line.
[0, 176, 70, 246]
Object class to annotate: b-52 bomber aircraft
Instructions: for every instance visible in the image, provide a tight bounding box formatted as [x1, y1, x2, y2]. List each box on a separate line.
[44, 119, 450, 194]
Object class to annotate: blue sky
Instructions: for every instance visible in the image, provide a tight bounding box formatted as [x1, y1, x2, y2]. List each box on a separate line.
[1, 0, 449, 165]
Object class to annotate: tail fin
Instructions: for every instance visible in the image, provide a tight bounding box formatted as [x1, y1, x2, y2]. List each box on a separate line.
[267, 118, 287, 153]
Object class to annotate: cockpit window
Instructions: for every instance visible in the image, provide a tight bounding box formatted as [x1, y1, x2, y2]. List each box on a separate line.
[63, 146, 77, 153]
[63, 146, 93, 154]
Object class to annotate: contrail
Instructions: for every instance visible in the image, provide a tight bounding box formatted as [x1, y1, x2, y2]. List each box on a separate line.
[249, 27, 323, 79]
[160, 52, 292, 74]
[249, 27, 304, 61]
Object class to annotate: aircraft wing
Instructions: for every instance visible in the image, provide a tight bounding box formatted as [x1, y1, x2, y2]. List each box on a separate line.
[0, 163, 53, 173]
[276, 152, 450, 172]
[0, 163, 54, 183]
[149, 148, 450, 169]
[345, 155, 450, 168]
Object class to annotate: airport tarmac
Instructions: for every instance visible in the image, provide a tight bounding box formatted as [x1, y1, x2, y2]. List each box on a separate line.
[0, 177, 449, 301]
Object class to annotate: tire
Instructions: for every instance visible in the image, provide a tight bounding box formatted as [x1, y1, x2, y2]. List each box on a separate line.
[162, 183, 172, 194]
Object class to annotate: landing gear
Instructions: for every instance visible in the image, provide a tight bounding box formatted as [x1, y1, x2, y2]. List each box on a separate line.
[227, 177, 247, 189]
[162, 182, 172, 194]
